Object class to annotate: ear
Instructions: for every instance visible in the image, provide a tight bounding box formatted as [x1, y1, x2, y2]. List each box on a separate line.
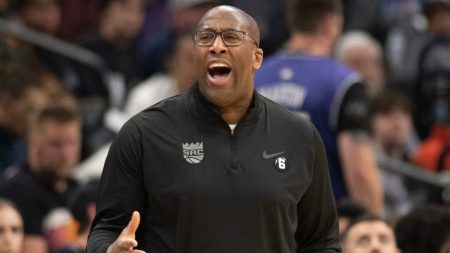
[253, 47, 264, 70]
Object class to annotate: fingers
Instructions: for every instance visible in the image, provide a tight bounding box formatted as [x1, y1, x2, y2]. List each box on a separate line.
[107, 212, 143, 253]
[107, 237, 139, 253]
[117, 238, 138, 250]
[123, 211, 140, 237]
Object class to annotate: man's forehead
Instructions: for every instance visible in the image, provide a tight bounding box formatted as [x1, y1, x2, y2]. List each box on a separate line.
[198, 9, 248, 30]
[350, 221, 394, 235]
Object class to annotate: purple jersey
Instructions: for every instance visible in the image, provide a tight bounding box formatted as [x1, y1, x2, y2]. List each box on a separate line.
[255, 52, 360, 201]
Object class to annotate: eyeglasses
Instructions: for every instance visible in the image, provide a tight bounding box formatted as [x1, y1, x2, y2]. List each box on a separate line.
[192, 30, 259, 47]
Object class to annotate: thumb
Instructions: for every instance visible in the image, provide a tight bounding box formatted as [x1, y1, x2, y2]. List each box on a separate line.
[122, 211, 140, 237]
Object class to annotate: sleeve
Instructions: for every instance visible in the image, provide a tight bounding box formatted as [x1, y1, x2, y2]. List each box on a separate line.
[295, 126, 341, 253]
[87, 118, 146, 253]
[336, 82, 370, 134]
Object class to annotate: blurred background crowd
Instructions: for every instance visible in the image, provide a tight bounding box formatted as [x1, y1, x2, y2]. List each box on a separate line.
[0, 0, 448, 253]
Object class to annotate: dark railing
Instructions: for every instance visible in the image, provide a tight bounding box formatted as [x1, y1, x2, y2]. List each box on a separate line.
[0, 18, 126, 108]
[377, 152, 450, 203]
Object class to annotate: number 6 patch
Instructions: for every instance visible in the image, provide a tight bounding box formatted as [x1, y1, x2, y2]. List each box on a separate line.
[275, 157, 287, 171]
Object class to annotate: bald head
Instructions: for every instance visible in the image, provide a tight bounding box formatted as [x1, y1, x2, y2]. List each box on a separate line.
[196, 5, 260, 46]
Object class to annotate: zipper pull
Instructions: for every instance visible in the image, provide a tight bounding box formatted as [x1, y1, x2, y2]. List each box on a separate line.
[229, 124, 237, 136]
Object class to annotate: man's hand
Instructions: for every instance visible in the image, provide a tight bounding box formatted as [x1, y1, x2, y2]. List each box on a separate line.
[106, 211, 145, 253]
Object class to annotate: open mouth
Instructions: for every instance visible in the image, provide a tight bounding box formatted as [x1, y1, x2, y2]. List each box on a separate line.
[208, 63, 232, 79]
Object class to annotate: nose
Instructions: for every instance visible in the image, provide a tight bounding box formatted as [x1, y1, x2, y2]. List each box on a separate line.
[369, 239, 382, 253]
[209, 34, 227, 54]
[2, 231, 13, 246]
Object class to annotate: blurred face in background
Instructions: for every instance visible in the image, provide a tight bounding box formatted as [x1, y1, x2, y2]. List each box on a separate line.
[18, 0, 61, 35]
[340, 44, 384, 98]
[0, 87, 47, 137]
[372, 109, 412, 152]
[28, 119, 81, 180]
[342, 220, 400, 253]
[0, 205, 24, 253]
[101, 0, 146, 44]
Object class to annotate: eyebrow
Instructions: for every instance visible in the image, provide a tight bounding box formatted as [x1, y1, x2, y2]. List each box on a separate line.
[197, 27, 244, 32]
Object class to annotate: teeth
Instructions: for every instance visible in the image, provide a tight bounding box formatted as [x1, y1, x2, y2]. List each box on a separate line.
[209, 63, 230, 68]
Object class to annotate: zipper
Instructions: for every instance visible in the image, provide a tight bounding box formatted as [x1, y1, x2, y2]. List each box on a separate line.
[229, 125, 240, 172]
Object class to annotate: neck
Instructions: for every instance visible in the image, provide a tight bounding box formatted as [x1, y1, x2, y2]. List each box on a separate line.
[287, 32, 333, 56]
[33, 168, 69, 193]
[218, 99, 251, 125]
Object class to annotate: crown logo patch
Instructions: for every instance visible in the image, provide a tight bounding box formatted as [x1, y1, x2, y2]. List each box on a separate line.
[182, 142, 204, 164]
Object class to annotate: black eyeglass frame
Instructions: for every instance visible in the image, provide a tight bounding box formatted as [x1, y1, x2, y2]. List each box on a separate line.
[192, 30, 259, 47]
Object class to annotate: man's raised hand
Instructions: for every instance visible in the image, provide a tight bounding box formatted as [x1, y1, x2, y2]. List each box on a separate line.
[106, 211, 145, 253]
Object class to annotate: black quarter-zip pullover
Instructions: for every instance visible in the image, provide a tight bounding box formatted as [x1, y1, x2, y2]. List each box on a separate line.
[87, 84, 340, 253]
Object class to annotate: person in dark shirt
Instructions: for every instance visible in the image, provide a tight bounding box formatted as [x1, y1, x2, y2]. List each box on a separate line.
[0, 95, 82, 253]
[0, 63, 47, 182]
[75, 0, 149, 158]
[87, 5, 340, 253]
[55, 179, 100, 253]
[77, 0, 148, 101]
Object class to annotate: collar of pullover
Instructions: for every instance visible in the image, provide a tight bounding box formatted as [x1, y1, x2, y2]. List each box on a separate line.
[186, 83, 263, 127]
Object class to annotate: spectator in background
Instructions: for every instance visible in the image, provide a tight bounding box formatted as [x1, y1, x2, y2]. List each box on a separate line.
[413, 0, 450, 140]
[219, 0, 289, 57]
[255, 0, 384, 216]
[10, 0, 60, 35]
[340, 215, 401, 253]
[336, 199, 368, 236]
[335, 31, 385, 98]
[0, 198, 24, 253]
[123, 33, 196, 119]
[9, 0, 84, 97]
[370, 91, 415, 162]
[384, 0, 427, 96]
[395, 205, 450, 253]
[78, 0, 147, 94]
[0, 95, 82, 253]
[139, 0, 216, 78]
[74, 32, 196, 185]
[385, 0, 449, 140]
[75, 0, 148, 158]
[0, 62, 47, 182]
[57, 0, 101, 42]
[370, 90, 417, 217]
[56, 179, 99, 253]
